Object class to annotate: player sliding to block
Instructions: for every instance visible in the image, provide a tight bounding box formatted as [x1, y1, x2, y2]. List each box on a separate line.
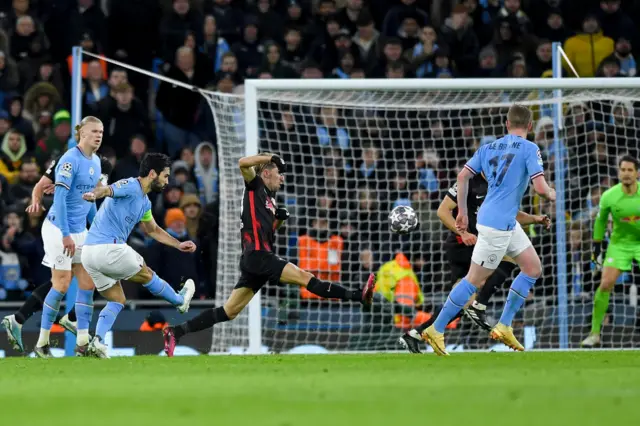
[31, 116, 104, 358]
[399, 172, 551, 353]
[2, 154, 113, 353]
[162, 153, 376, 357]
[422, 104, 556, 356]
[582, 156, 640, 347]
[80, 153, 197, 358]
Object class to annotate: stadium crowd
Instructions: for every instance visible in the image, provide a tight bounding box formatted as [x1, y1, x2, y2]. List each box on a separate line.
[0, 0, 638, 321]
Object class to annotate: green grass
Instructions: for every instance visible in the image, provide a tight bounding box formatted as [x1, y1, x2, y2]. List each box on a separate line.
[1, 352, 639, 426]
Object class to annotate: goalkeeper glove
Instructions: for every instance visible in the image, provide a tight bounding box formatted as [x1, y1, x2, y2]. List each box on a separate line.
[271, 155, 287, 174]
[275, 208, 290, 221]
[592, 241, 603, 270]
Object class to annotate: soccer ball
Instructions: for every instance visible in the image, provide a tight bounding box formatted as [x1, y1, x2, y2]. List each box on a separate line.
[389, 205, 418, 235]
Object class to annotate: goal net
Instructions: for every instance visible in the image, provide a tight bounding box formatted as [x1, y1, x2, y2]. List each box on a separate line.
[210, 79, 640, 354]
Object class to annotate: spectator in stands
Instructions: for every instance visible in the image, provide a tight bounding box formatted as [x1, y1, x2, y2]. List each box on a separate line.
[200, 15, 230, 73]
[7, 96, 34, 148]
[410, 24, 438, 78]
[67, 30, 107, 81]
[0, 111, 10, 141]
[336, 0, 364, 36]
[260, 41, 298, 78]
[281, 27, 305, 74]
[35, 109, 70, 166]
[159, 0, 203, 61]
[231, 17, 263, 78]
[332, 50, 356, 78]
[179, 193, 202, 240]
[254, 0, 284, 43]
[194, 141, 218, 205]
[352, 11, 380, 75]
[498, 0, 532, 35]
[528, 39, 552, 77]
[0, 50, 19, 92]
[284, 0, 308, 33]
[82, 59, 109, 107]
[382, 0, 429, 37]
[156, 46, 209, 156]
[596, 55, 621, 77]
[205, 0, 244, 43]
[22, 81, 62, 131]
[27, 59, 65, 101]
[154, 181, 183, 228]
[112, 134, 147, 182]
[171, 160, 197, 194]
[596, 0, 638, 51]
[536, 7, 572, 43]
[10, 160, 39, 203]
[474, 44, 498, 77]
[184, 30, 215, 82]
[91, 67, 128, 115]
[493, 15, 525, 70]
[563, 14, 614, 77]
[305, 0, 337, 45]
[215, 52, 242, 84]
[147, 207, 199, 292]
[608, 36, 636, 77]
[10, 15, 49, 74]
[100, 82, 152, 159]
[0, 129, 28, 184]
[397, 15, 421, 53]
[372, 38, 407, 77]
[439, 5, 479, 77]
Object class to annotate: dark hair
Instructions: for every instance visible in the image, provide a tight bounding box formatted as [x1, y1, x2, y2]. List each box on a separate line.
[139, 153, 171, 177]
[100, 156, 113, 176]
[619, 155, 639, 170]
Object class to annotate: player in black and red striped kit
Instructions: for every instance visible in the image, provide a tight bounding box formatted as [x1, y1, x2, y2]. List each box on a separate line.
[162, 153, 376, 356]
[399, 174, 550, 353]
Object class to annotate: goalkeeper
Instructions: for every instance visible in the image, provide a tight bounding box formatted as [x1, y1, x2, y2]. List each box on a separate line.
[582, 155, 640, 348]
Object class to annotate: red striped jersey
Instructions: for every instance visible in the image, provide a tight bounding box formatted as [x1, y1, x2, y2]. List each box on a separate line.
[241, 176, 277, 252]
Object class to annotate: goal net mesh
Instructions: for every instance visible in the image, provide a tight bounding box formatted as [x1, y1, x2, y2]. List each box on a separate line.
[208, 86, 640, 353]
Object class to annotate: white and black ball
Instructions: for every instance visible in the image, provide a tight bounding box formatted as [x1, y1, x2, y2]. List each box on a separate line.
[389, 205, 418, 235]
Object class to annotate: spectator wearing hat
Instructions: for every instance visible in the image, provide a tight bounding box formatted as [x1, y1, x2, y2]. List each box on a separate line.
[382, 0, 429, 38]
[284, 0, 309, 35]
[535, 7, 573, 43]
[148, 207, 199, 294]
[497, 0, 532, 35]
[6, 95, 34, 148]
[352, 11, 381, 75]
[439, 5, 479, 77]
[154, 182, 184, 228]
[563, 14, 614, 77]
[474, 44, 498, 77]
[0, 129, 29, 184]
[35, 109, 69, 166]
[159, 0, 203, 61]
[179, 193, 202, 240]
[98, 82, 152, 159]
[25, 59, 65, 101]
[22, 81, 62, 135]
[0, 50, 19, 93]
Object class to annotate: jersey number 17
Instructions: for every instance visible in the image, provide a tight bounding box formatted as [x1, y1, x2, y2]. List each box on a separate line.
[488, 154, 515, 187]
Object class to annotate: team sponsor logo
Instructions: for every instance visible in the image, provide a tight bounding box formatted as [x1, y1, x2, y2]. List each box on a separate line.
[621, 216, 640, 223]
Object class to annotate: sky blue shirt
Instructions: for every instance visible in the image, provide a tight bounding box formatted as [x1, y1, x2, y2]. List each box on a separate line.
[465, 134, 544, 231]
[47, 147, 101, 236]
[85, 177, 153, 245]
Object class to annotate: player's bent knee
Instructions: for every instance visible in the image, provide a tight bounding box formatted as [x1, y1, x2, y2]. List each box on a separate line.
[599, 279, 616, 292]
[52, 271, 73, 292]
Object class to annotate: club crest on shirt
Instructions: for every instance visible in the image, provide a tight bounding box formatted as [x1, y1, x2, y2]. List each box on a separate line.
[89, 167, 95, 176]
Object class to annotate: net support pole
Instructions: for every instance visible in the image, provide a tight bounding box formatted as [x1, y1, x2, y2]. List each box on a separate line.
[244, 81, 263, 355]
[64, 46, 84, 356]
[552, 42, 569, 349]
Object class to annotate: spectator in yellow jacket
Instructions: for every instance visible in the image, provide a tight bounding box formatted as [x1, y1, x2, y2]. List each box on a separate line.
[0, 129, 29, 184]
[563, 14, 614, 77]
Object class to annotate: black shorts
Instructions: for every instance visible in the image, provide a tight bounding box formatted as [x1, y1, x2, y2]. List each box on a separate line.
[234, 250, 289, 293]
[445, 243, 473, 284]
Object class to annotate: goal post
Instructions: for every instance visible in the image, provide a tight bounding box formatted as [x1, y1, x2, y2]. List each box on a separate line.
[240, 76, 640, 354]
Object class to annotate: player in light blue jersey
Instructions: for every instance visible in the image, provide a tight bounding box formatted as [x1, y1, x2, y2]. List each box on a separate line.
[422, 104, 556, 356]
[80, 153, 196, 358]
[35, 116, 104, 358]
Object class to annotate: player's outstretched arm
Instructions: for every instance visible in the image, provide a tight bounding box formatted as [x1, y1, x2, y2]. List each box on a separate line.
[82, 185, 113, 202]
[238, 153, 285, 183]
[516, 211, 551, 230]
[455, 167, 474, 232]
[26, 175, 53, 214]
[437, 196, 476, 245]
[140, 215, 197, 253]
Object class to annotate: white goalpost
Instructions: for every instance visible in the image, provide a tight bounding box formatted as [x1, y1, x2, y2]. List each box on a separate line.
[70, 47, 640, 356]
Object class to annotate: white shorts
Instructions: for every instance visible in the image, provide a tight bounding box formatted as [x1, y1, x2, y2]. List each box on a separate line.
[471, 223, 532, 270]
[41, 219, 87, 271]
[81, 244, 144, 292]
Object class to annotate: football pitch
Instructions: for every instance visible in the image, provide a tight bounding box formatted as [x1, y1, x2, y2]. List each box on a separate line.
[1, 352, 639, 426]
